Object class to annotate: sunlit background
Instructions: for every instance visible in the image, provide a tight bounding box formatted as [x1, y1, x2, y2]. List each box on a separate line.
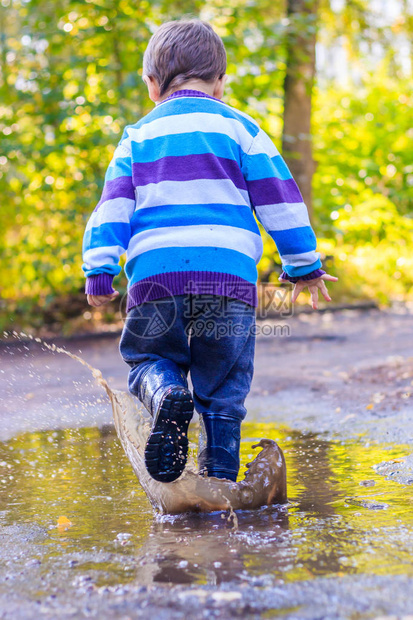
[1, 0, 413, 334]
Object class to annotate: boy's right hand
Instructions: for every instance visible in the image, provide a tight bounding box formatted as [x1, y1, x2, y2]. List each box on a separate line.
[289, 273, 338, 310]
[87, 291, 119, 307]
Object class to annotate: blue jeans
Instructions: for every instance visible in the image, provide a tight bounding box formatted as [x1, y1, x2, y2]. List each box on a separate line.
[119, 295, 256, 420]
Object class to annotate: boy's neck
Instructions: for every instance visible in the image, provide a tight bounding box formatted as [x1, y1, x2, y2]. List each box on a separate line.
[159, 80, 219, 102]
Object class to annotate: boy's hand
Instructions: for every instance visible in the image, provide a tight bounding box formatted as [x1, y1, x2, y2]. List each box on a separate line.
[87, 291, 119, 307]
[281, 274, 338, 310]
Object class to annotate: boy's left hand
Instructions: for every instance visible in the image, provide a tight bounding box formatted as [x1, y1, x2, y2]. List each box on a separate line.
[281, 273, 338, 310]
[87, 291, 119, 307]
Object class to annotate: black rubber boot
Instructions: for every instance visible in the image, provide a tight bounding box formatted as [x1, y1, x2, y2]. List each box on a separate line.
[198, 412, 241, 482]
[138, 360, 194, 483]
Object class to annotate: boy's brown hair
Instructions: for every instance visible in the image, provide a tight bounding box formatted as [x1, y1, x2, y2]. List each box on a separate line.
[143, 19, 226, 97]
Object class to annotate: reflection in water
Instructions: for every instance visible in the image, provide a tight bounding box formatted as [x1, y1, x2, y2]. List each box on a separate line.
[286, 432, 346, 577]
[139, 508, 290, 586]
[1, 423, 413, 587]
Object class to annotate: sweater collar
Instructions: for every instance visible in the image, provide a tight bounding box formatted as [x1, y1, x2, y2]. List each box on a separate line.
[162, 89, 222, 104]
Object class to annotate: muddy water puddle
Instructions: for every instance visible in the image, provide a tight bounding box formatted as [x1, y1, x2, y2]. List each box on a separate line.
[0, 423, 412, 588]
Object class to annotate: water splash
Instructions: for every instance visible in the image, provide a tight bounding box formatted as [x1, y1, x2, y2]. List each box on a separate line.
[7, 332, 287, 515]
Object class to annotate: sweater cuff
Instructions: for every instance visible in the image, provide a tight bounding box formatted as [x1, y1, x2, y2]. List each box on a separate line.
[85, 273, 115, 295]
[279, 268, 326, 284]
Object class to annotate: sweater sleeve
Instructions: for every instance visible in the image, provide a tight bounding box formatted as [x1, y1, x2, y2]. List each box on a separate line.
[82, 140, 135, 295]
[242, 128, 322, 279]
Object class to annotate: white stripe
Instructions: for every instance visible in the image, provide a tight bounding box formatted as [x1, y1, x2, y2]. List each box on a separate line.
[281, 250, 320, 267]
[86, 198, 135, 232]
[136, 178, 250, 209]
[122, 113, 254, 154]
[156, 94, 260, 130]
[255, 202, 311, 231]
[127, 225, 263, 264]
[248, 128, 279, 158]
[83, 245, 125, 269]
[108, 143, 131, 167]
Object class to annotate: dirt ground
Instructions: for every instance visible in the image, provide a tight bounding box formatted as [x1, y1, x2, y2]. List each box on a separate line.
[3, 306, 412, 444]
[251, 307, 413, 446]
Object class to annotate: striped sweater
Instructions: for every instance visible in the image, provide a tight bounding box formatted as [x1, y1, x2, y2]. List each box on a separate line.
[82, 89, 323, 311]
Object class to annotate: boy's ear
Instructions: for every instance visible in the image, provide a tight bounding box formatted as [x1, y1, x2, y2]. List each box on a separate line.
[213, 74, 228, 100]
[143, 75, 161, 102]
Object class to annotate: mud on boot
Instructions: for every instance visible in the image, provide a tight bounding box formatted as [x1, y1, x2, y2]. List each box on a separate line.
[198, 412, 241, 482]
[138, 360, 194, 483]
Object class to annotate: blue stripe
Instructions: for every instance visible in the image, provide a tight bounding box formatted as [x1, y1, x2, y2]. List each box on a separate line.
[282, 258, 322, 278]
[83, 222, 130, 253]
[268, 226, 316, 255]
[82, 264, 122, 278]
[125, 247, 258, 284]
[122, 97, 259, 136]
[105, 158, 131, 181]
[130, 204, 259, 235]
[131, 132, 243, 164]
[246, 154, 292, 181]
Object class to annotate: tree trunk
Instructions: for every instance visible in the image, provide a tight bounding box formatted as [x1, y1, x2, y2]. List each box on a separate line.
[282, 0, 319, 215]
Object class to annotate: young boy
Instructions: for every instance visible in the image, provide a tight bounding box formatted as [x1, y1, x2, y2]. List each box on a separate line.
[82, 19, 337, 484]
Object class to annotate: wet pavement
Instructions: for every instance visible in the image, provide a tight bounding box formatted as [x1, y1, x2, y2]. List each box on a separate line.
[1, 308, 413, 617]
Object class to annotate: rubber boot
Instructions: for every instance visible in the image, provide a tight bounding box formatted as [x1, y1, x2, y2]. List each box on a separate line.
[138, 359, 194, 483]
[198, 412, 241, 482]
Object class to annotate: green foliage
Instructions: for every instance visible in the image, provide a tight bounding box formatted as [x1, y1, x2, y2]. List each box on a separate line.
[0, 0, 287, 331]
[312, 74, 413, 230]
[1, 0, 413, 332]
[261, 74, 413, 302]
[318, 195, 413, 304]
[310, 74, 413, 304]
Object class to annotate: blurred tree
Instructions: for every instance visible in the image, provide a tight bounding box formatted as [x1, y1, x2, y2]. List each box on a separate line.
[282, 0, 319, 213]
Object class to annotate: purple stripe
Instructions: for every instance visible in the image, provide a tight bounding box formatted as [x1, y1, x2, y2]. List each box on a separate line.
[95, 176, 135, 210]
[132, 154, 246, 189]
[247, 177, 303, 206]
[126, 271, 257, 312]
[85, 273, 115, 295]
[279, 268, 325, 283]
